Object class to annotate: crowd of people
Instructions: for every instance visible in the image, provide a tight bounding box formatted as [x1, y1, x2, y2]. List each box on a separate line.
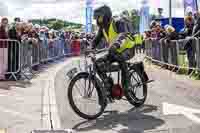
[0, 17, 98, 80]
[2, 10, 199, 80]
[143, 11, 200, 74]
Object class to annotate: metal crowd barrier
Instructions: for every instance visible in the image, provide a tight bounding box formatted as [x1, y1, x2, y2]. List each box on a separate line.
[0, 38, 84, 81]
[0, 39, 21, 80]
[144, 37, 200, 76]
[0, 37, 109, 81]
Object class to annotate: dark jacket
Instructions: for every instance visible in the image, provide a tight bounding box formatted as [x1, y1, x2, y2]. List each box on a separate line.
[0, 26, 8, 48]
[8, 27, 21, 41]
[166, 32, 179, 41]
[6, 27, 21, 76]
[192, 17, 200, 37]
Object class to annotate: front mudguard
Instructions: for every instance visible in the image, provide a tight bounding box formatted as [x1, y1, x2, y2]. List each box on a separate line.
[129, 61, 149, 82]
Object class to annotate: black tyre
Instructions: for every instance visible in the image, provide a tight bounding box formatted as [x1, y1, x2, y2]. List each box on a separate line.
[68, 72, 106, 120]
[124, 70, 147, 107]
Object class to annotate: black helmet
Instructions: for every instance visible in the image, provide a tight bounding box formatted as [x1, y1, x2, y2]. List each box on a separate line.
[93, 5, 112, 26]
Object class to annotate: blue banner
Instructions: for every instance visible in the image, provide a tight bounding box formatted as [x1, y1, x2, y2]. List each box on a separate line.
[139, 0, 150, 33]
[86, 0, 94, 33]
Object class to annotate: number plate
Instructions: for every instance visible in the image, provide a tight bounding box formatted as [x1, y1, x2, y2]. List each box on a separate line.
[31, 129, 76, 133]
[67, 67, 78, 79]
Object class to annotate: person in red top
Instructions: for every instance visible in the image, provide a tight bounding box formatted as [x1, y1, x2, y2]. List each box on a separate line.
[71, 34, 81, 56]
[0, 17, 9, 80]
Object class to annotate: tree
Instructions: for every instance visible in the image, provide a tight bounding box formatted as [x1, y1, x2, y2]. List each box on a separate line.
[29, 18, 83, 30]
[130, 9, 140, 32]
[49, 20, 64, 30]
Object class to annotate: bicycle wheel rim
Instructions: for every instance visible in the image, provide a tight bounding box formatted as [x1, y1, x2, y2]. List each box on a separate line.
[68, 73, 106, 119]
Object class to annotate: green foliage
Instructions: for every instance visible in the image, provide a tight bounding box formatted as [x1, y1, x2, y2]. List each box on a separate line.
[130, 9, 140, 32]
[49, 20, 64, 30]
[29, 18, 83, 30]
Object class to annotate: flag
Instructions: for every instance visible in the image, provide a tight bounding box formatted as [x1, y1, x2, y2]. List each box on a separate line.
[184, 0, 197, 15]
[85, 0, 94, 33]
[140, 0, 150, 33]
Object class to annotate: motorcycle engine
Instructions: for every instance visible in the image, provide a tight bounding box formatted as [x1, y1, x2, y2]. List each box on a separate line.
[111, 84, 124, 100]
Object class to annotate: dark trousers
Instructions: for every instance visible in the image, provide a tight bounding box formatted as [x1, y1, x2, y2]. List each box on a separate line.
[186, 45, 196, 69]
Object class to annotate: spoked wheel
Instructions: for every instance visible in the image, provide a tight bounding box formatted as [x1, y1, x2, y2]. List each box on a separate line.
[124, 70, 147, 107]
[68, 72, 106, 120]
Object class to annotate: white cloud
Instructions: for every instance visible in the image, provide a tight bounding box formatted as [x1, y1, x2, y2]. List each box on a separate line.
[1, 0, 140, 23]
[0, 0, 185, 23]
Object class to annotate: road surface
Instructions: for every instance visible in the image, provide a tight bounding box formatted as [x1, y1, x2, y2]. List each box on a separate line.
[55, 58, 200, 133]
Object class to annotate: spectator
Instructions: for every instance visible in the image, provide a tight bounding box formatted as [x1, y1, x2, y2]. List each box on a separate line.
[22, 22, 29, 37]
[0, 17, 9, 38]
[193, 11, 200, 37]
[183, 16, 196, 74]
[64, 31, 71, 55]
[29, 29, 40, 69]
[0, 17, 9, 80]
[14, 17, 21, 23]
[34, 24, 40, 33]
[180, 16, 194, 38]
[165, 25, 179, 40]
[151, 27, 158, 39]
[155, 23, 166, 39]
[161, 25, 178, 65]
[150, 20, 157, 29]
[6, 22, 22, 80]
[48, 30, 56, 59]
[71, 34, 81, 56]
[39, 29, 48, 62]
[144, 30, 151, 39]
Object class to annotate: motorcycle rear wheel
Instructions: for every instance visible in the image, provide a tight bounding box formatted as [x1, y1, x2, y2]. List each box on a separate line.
[124, 70, 147, 107]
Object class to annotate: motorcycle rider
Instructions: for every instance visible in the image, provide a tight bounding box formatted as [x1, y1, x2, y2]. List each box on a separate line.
[92, 5, 136, 101]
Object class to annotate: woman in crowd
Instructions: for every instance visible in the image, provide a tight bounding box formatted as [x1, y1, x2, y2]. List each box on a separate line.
[71, 33, 81, 56]
[39, 28, 48, 62]
[48, 30, 56, 59]
[159, 25, 178, 66]
[0, 17, 9, 80]
[29, 28, 40, 69]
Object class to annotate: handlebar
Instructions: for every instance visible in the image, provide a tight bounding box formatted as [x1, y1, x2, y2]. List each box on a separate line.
[84, 48, 108, 55]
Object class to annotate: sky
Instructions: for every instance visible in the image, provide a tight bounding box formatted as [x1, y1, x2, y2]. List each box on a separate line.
[0, 0, 185, 24]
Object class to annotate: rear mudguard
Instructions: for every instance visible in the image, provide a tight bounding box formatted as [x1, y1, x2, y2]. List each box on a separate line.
[129, 61, 149, 82]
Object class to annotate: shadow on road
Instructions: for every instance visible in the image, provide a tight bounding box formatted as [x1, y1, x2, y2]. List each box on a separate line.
[72, 104, 165, 133]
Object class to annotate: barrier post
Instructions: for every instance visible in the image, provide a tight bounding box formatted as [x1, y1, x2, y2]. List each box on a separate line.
[196, 38, 200, 71]
[3, 39, 21, 80]
[0, 40, 8, 80]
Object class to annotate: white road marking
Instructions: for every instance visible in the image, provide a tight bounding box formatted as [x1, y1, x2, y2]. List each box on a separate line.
[163, 102, 200, 124]
[42, 58, 80, 129]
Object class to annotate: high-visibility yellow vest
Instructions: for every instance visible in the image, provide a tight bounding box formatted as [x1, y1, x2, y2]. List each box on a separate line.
[102, 20, 135, 53]
[134, 34, 143, 45]
[102, 20, 118, 44]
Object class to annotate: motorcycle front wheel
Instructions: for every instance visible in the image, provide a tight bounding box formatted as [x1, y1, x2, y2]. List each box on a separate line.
[68, 72, 107, 120]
